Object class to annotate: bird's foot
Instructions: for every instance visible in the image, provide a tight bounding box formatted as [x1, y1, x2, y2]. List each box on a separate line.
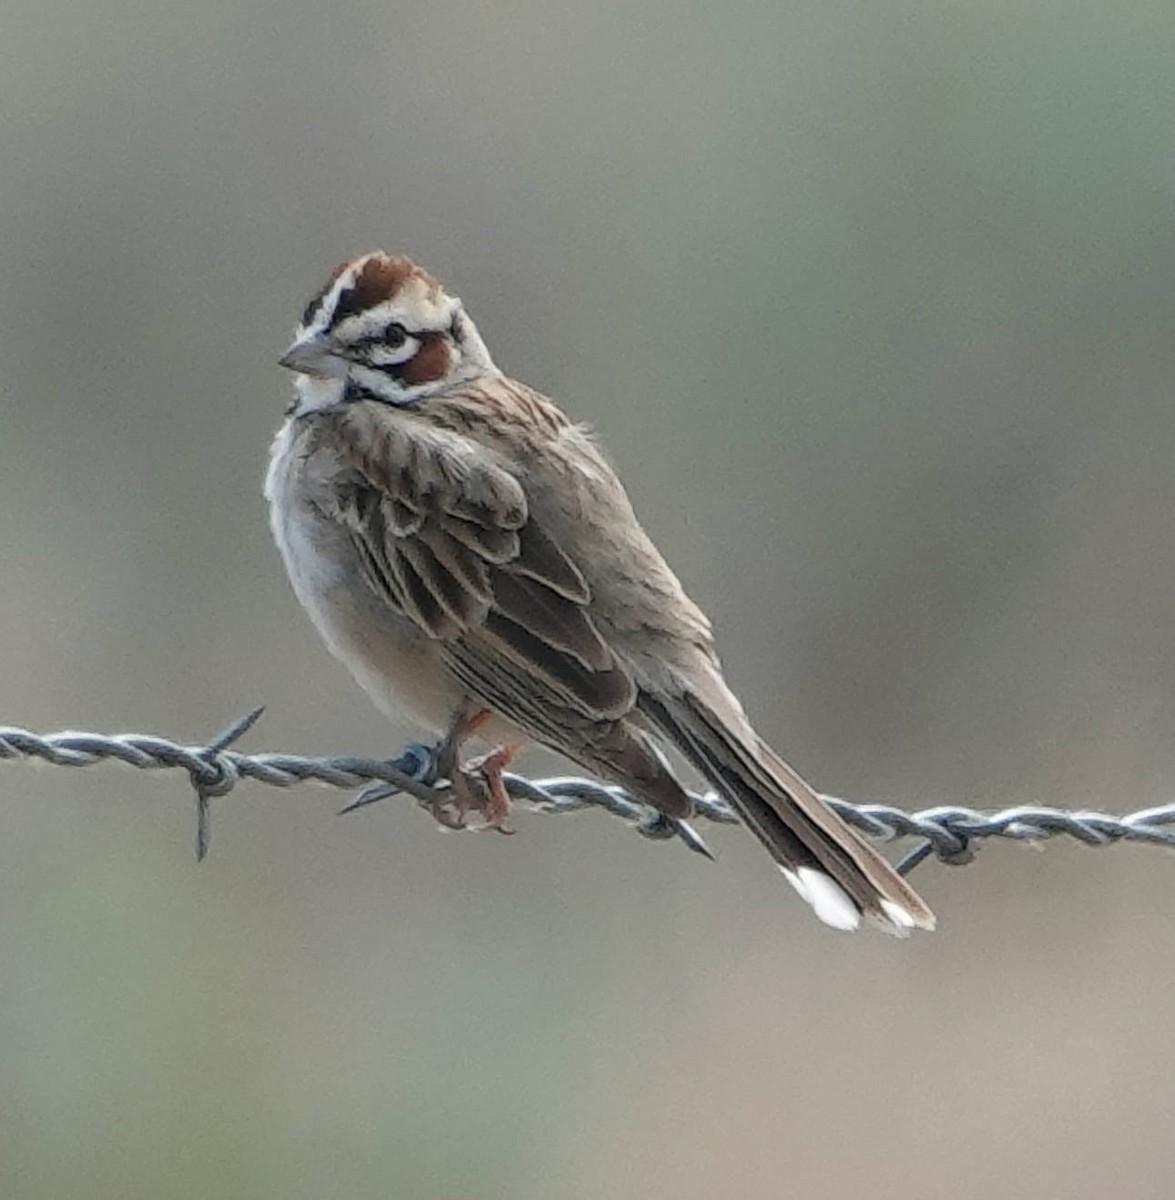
[427, 794, 470, 831]
[454, 744, 518, 834]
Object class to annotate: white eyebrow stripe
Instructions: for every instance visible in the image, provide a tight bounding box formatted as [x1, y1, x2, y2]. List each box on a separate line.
[302, 260, 364, 338]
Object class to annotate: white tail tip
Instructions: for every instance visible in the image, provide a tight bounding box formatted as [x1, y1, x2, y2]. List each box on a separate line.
[880, 899, 918, 931]
[781, 866, 861, 932]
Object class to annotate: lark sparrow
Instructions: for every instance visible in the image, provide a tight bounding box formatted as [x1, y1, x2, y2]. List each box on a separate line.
[266, 252, 935, 934]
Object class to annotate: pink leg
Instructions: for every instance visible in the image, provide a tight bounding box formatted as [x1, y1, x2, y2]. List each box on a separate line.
[467, 744, 521, 833]
[430, 707, 492, 830]
[431, 709, 522, 834]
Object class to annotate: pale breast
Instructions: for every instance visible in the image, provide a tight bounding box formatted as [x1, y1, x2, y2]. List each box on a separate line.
[265, 420, 466, 735]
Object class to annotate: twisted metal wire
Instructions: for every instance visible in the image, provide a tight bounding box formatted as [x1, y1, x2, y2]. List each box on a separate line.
[3, 711, 1175, 874]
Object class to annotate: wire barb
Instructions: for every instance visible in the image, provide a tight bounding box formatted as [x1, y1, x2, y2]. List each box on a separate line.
[3, 717, 1175, 877]
[192, 706, 266, 861]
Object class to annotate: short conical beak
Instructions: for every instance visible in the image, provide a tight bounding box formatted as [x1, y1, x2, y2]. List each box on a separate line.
[278, 333, 345, 378]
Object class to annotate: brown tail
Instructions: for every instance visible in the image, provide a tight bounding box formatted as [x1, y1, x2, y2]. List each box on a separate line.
[639, 690, 935, 934]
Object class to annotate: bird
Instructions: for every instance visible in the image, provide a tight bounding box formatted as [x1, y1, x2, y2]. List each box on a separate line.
[265, 251, 935, 934]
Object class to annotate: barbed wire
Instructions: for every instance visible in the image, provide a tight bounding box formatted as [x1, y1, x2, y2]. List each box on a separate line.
[3, 709, 1175, 876]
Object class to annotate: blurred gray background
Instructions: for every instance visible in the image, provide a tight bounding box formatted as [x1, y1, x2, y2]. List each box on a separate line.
[2, 2, 1175, 1197]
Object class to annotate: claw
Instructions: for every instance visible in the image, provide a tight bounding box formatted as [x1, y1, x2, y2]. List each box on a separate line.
[428, 795, 469, 830]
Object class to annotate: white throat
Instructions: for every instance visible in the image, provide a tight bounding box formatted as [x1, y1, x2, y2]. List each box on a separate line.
[290, 373, 347, 416]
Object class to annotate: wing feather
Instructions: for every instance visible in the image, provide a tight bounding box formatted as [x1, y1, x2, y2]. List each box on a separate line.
[508, 521, 590, 602]
[319, 406, 634, 726]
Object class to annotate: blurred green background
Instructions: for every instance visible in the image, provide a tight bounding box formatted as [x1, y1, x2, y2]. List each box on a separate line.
[3, 2, 1175, 1197]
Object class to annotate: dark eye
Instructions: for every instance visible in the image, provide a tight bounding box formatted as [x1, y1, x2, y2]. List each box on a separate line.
[384, 322, 407, 347]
